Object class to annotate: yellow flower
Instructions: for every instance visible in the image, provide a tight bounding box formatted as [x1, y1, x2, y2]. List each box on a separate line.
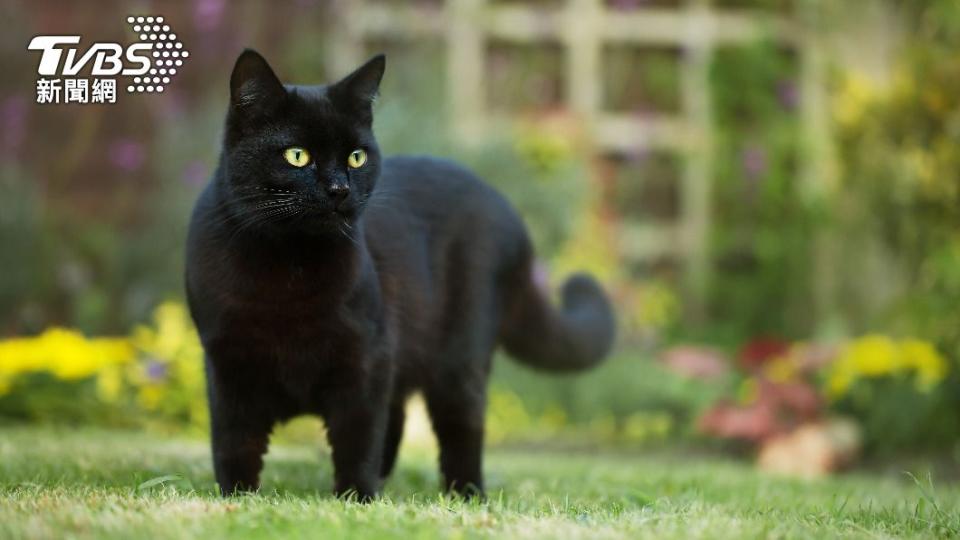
[900, 339, 949, 390]
[824, 335, 950, 399]
[0, 301, 210, 430]
[845, 334, 900, 377]
[0, 328, 133, 387]
[834, 73, 878, 128]
[132, 301, 194, 360]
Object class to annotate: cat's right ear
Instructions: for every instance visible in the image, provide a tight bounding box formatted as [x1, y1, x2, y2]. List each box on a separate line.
[230, 49, 286, 115]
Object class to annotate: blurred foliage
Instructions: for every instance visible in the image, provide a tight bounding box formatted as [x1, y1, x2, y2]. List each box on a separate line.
[702, 334, 952, 455]
[823, 335, 953, 452]
[0, 165, 50, 328]
[695, 0, 960, 452]
[603, 46, 681, 113]
[491, 350, 727, 444]
[1, 0, 960, 456]
[824, 336, 948, 399]
[0, 300, 716, 448]
[606, 152, 682, 223]
[833, 0, 960, 340]
[487, 40, 565, 111]
[371, 40, 589, 256]
[827, 0, 960, 452]
[0, 302, 205, 432]
[705, 42, 814, 344]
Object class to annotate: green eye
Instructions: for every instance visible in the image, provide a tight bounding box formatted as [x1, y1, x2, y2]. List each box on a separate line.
[347, 149, 367, 169]
[283, 147, 311, 167]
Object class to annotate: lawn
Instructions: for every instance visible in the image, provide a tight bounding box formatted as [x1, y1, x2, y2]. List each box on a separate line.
[1, 426, 958, 539]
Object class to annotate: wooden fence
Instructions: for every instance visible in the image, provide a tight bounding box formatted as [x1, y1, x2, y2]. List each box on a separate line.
[326, 0, 833, 318]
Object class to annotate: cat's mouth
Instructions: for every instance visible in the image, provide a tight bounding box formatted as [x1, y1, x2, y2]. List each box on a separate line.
[297, 200, 362, 227]
[334, 193, 371, 219]
[334, 206, 361, 222]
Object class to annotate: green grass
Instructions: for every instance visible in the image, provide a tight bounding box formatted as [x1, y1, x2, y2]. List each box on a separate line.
[1, 426, 958, 539]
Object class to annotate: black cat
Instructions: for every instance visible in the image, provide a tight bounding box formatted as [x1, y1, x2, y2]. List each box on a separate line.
[185, 49, 615, 499]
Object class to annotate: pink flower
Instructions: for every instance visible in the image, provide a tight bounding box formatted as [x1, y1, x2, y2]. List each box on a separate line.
[659, 346, 729, 380]
[741, 145, 768, 181]
[699, 401, 778, 442]
[194, 0, 226, 32]
[108, 139, 146, 172]
[777, 80, 799, 111]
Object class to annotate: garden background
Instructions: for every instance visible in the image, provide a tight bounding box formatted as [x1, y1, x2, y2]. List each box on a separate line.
[1, 0, 960, 526]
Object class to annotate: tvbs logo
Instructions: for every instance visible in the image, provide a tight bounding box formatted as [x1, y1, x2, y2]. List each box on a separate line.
[28, 16, 189, 104]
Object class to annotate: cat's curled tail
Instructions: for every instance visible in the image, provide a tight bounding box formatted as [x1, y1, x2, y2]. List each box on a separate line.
[501, 267, 616, 372]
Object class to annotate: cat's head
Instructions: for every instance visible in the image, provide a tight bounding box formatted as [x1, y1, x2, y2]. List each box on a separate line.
[219, 49, 385, 236]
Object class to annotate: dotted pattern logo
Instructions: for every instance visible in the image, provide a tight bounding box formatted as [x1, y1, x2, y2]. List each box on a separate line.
[125, 15, 189, 94]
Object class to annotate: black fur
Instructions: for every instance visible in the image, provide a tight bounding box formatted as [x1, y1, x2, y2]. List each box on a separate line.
[185, 49, 615, 499]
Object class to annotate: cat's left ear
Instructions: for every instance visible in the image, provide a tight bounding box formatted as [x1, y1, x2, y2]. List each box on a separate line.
[230, 49, 286, 115]
[328, 54, 385, 121]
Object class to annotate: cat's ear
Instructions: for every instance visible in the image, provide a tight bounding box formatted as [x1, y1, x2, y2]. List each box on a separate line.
[328, 54, 385, 120]
[229, 49, 286, 114]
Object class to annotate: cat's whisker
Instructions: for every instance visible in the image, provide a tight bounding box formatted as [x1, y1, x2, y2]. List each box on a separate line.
[213, 202, 304, 243]
[204, 201, 299, 228]
[205, 197, 304, 233]
[337, 222, 360, 247]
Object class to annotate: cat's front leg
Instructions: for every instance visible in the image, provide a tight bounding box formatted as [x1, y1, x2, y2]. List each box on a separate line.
[206, 360, 274, 496]
[324, 387, 389, 501]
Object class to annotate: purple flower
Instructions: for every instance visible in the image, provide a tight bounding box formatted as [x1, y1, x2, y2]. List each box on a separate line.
[194, 0, 226, 32]
[108, 139, 146, 172]
[146, 360, 168, 382]
[776, 80, 799, 111]
[741, 145, 767, 181]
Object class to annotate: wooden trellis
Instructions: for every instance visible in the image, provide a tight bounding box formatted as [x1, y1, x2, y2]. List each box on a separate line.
[327, 0, 829, 319]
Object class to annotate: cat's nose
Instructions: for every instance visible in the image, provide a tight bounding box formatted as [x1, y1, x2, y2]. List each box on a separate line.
[327, 183, 350, 203]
